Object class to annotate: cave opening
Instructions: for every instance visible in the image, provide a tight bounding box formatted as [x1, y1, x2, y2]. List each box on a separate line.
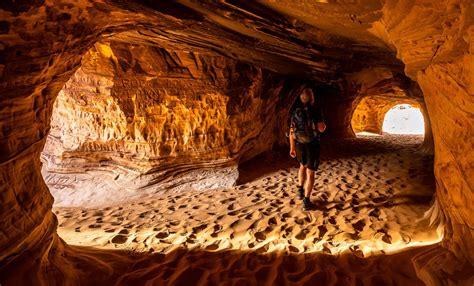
[351, 95, 427, 138]
[2, 1, 473, 285]
[382, 104, 425, 135]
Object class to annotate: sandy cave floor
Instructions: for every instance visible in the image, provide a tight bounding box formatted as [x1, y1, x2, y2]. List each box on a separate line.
[53, 134, 441, 262]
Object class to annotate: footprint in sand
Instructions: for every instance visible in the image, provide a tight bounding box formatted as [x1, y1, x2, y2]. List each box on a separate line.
[268, 217, 277, 226]
[155, 232, 169, 239]
[288, 245, 299, 253]
[228, 210, 239, 216]
[205, 243, 219, 251]
[266, 185, 279, 191]
[243, 213, 254, 220]
[352, 219, 366, 232]
[382, 232, 392, 244]
[111, 234, 128, 244]
[319, 192, 329, 201]
[211, 225, 222, 238]
[318, 225, 327, 238]
[254, 231, 266, 242]
[369, 208, 381, 218]
[322, 244, 332, 254]
[295, 218, 305, 225]
[372, 197, 386, 204]
[295, 229, 307, 240]
[192, 224, 207, 234]
[349, 245, 364, 257]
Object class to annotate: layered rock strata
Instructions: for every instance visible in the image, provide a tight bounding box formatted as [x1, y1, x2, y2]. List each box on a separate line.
[41, 41, 296, 197]
[0, 1, 472, 285]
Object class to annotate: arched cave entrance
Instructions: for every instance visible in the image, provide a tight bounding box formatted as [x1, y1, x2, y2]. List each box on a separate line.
[1, 2, 472, 285]
[382, 104, 425, 135]
[351, 95, 428, 137]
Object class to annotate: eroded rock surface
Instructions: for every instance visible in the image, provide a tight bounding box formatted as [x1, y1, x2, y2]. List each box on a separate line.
[351, 95, 422, 134]
[41, 41, 296, 202]
[0, 0, 472, 285]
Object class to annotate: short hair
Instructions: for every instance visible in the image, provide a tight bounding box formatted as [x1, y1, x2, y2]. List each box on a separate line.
[301, 88, 315, 104]
[302, 88, 313, 96]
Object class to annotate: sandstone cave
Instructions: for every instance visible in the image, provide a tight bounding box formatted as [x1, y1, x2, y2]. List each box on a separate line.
[0, 1, 473, 285]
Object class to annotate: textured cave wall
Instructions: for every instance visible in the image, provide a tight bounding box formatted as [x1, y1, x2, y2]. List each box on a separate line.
[417, 52, 474, 263]
[0, 0, 184, 275]
[41, 41, 291, 191]
[351, 96, 422, 134]
[378, 1, 474, 268]
[0, 0, 473, 284]
[0, 3, 96, 268]
[325, 67, 427, 139]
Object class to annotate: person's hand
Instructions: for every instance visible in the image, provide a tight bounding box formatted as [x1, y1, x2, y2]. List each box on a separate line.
[317, 122, 326, 133]
[290, 148, 296, 158]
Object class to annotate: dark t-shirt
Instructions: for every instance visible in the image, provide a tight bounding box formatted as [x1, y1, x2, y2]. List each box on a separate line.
[289, 101, 324, 143]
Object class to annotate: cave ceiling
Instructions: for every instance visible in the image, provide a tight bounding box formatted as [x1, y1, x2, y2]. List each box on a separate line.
[99, 0, 406, 84]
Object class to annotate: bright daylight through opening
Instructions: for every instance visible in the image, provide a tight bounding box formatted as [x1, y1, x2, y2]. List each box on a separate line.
[382, 104, 425, 135]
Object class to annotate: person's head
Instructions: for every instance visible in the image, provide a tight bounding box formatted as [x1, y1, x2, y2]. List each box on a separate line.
[300, 88, 314, 105]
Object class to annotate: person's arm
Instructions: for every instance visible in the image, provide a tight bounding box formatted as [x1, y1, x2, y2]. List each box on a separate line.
[317, 121, 326, 133]
[314, 105, 326, 133]
[289, 126, 296, 157]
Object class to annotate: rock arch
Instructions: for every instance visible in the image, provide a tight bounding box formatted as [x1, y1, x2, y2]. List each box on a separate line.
[0, 1, 472, 284]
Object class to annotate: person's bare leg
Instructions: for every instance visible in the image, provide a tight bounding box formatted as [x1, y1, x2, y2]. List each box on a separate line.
[298, 164, 306, 187]
[304, 169, 315, 198]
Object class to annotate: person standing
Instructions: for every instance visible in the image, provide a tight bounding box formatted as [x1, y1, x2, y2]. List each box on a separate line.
[288, 88, 326, 210]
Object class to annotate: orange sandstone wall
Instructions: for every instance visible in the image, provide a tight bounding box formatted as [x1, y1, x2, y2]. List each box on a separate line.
[41, 41, 292, 190]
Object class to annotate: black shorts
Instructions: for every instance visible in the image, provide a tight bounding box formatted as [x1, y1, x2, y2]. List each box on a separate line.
[296, 140, 320, 171]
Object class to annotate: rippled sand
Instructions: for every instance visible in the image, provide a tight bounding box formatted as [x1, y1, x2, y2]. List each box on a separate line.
[53, 134, 441, 285]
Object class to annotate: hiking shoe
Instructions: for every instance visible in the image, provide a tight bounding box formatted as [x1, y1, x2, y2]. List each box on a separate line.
[303, 197, 313, 211]
[297, 186, 304, 199]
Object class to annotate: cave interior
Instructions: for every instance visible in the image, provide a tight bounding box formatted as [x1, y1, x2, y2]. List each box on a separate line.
[0, 0, 473, 285]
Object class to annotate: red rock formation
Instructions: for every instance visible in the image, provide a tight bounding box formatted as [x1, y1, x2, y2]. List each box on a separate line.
[41, 41, 294, 195]
[0, 0, 472, 285]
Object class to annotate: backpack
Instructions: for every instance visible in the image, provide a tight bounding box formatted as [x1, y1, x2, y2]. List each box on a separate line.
[290, 105, 319, 143]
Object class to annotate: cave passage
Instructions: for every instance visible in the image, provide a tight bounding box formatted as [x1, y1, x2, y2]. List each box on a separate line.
[2, 1, 473, 285]
[382, 104, 425, 135]
[39, 31, 442, 286]
[44, 46, 440, 264]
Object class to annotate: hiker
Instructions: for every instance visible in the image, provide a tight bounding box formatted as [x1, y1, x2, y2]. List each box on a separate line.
[288, 88, 326, 210]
